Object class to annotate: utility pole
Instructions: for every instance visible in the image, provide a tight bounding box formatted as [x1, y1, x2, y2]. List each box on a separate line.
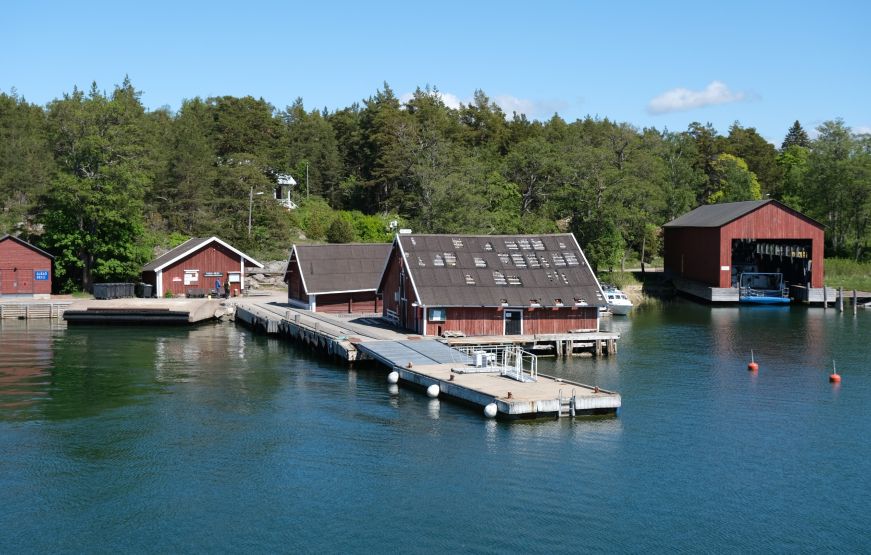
[248, 186, 264, 237]
[248, 185, 253, 237]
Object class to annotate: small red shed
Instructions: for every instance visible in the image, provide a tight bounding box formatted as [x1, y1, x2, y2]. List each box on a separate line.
[663, 200, 825, 299]
[141, 237, 263, 298]
[284, 243, 390, 313]
[0, 235, 54, 299]
[377, 233, 606, 337]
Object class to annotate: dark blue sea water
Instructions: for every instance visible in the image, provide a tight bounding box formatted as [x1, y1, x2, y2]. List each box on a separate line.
[1, 301, 869, 553]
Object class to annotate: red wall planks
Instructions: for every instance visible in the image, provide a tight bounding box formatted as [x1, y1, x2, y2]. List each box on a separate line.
[664, 227, 723, 285]
[424, 306, 599, 337]
[315, 292, 380, 314]
[0, 238, 53, 296]
[161, 243, 248, 297]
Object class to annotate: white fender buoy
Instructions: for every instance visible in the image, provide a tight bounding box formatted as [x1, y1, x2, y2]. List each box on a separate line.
[387, 371, 399, 384]
[484, 403, 498, 418]
[427, 384, 440, 398]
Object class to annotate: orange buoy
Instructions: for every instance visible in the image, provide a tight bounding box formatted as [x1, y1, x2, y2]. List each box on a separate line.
[748, 350, 759, 372]
[829, 360, 841, 383]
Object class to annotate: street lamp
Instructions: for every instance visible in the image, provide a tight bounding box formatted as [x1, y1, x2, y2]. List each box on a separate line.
[248, 186, 264, 237]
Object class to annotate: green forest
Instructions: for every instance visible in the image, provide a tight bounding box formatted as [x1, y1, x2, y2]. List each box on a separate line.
[1, 78, 870, 292]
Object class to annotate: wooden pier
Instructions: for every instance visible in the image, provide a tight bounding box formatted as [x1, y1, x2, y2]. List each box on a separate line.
[0, 301, 70, 320]
[231, 298, 621, 419]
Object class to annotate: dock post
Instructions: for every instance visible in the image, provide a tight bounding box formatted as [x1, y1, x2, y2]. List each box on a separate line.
[854, 290, 858, 316]
[823, 286, 828, 309]
[838, 287, 844, 312]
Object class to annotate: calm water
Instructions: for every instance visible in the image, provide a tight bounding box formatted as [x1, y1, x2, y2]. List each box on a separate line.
[1, 302, 869, 553]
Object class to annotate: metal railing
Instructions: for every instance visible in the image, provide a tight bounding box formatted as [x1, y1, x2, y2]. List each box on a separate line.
[454, 344, 538, 382]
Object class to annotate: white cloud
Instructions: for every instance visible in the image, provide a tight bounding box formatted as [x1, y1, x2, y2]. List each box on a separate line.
[647, 81, 748, 114]
[400, 90, 567, 119]
[399, 90, 462, 110]
[493, 95, 536, 116]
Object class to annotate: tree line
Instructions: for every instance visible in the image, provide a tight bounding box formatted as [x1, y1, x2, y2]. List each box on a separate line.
[1, 78, 869, 291]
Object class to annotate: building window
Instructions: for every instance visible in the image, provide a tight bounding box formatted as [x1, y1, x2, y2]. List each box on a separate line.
[184, 270, 199, 285]
[429, 308, 447, 322]
[228, 272, 241, 283]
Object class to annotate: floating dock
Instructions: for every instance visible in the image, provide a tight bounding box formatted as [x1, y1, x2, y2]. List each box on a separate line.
[355, 340, 620, 418]
[63, 298, 225, 325]
[231, 298, 621, 419]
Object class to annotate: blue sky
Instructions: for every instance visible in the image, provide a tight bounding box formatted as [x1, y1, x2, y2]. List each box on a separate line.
[3, 0, 869, 143]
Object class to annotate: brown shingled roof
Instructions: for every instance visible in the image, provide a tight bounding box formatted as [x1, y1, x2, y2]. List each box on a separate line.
[394, 233, 606, 308]
[287, 243, 392, 294]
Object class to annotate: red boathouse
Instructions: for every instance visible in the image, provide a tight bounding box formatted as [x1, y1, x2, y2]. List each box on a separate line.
[141, 237, 263, 298]
[0, 235, 54, 299]
[377, 233, 606, 337]
[284, 243, 390, 313]
[663, 199, 825, 301]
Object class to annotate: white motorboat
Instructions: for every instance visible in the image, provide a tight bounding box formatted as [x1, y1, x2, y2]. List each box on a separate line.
[604, 287, 633, 315]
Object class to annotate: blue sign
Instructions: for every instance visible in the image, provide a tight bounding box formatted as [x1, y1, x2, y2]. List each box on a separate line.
[34, 270, 49, 281]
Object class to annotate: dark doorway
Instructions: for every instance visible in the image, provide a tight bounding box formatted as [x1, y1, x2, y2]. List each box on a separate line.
[730, 239, 812, 288]
[504, 310, 522, 335]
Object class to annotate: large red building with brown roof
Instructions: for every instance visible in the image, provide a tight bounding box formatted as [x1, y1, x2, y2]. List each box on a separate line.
[663, 200, 825, 301]
[377, 233, 606, 337]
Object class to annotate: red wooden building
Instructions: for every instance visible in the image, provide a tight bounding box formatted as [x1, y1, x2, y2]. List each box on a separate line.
[377, 233, 606, 337]
[663, 199, 825, 301]
[0, 235, 54, 299]
[284, 243, 390, 313]
[141, 237, 263, 298]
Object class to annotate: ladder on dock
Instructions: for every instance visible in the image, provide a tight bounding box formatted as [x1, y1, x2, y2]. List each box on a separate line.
[558, 388, 577, 418]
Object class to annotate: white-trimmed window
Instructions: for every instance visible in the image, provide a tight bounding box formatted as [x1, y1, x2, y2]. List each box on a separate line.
[429, 308, 447, 322]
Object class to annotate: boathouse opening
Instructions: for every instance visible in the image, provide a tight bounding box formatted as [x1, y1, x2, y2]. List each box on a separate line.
[730, 238, 813, 288]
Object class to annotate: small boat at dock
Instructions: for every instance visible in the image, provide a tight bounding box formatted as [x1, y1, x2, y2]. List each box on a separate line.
[738, 272, 790, 304]
[603, 286, 634, 315]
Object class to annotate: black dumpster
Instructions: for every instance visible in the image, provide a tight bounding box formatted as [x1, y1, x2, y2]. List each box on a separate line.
[93, 283, 136, 299]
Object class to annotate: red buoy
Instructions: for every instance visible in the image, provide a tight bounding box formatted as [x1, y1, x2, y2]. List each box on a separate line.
[748, 350, 758, 372]
[829, 360, 841, 383]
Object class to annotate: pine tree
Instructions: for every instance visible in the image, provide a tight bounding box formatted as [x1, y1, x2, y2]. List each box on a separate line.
[781, 120, 810, 150]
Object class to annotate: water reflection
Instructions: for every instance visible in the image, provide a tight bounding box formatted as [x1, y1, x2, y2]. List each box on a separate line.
[427, 399, 440, 420]
[0, 320, 58, 416]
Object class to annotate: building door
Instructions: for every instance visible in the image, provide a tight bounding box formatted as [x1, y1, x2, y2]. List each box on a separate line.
[504, 310, 523, 335]
[0, 268, 32, 296]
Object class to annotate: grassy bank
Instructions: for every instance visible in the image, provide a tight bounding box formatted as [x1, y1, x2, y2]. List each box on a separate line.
[825, 258, 871, 291]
